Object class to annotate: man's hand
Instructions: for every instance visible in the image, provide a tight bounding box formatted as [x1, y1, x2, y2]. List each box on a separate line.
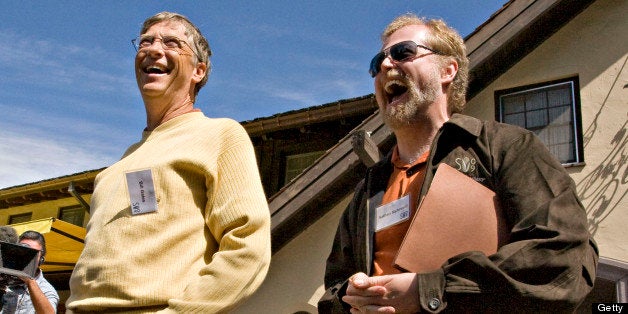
[18, 274, 56, 314]
[18, 275, 36, 286]
[342, 272, 420, 314]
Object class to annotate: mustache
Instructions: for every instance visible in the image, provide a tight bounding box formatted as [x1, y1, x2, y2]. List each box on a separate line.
[386, 68, 406, 81]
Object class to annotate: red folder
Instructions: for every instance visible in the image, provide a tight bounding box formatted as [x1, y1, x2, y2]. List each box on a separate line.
[393, 163, 507, 273]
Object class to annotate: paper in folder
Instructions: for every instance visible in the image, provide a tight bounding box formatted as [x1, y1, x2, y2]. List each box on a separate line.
[393, 163, 507, 273]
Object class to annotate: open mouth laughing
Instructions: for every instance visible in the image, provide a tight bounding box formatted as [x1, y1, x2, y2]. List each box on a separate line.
[384, 79, 409, 104]
[142, 64, 171, 75]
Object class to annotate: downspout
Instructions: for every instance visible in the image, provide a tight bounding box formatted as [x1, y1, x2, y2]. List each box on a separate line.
[68, 181, 90, 213]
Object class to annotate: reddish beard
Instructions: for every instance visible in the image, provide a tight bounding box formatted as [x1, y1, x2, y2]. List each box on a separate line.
[381, 68, 440, 129]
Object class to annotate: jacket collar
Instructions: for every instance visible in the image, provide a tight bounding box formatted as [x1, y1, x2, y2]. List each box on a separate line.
[373, 114, 482, 171]
[444, 113, 483, 137]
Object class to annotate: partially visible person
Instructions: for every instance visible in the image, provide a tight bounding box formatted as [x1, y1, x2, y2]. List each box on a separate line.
[0, 226, 18, 244]
[1, 230, 59, 314]
[0, 225, 19, 309]
[320, 13, 598, 313]
[66, 11, 271, 313]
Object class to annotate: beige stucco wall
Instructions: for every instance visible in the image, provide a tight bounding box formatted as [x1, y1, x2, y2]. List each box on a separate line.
[465, 0, 627, 262]
[234, 194, 351, 314]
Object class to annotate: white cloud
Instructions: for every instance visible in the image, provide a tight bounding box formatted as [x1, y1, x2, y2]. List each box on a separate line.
[0, 29, 143, 190]
[0, 30, 138, 109]
[0, 130, 115, 189]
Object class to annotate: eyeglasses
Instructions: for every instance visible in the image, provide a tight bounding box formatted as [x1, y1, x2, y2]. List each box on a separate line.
[131, 35, 201, 61]
[369, 40, 443, 77]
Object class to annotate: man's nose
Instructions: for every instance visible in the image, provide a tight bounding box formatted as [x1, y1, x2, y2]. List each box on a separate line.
[145, 40, 166, 56]
[380, 55, 396, 72]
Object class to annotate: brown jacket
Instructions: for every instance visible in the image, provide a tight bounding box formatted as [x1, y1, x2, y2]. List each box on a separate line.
[320, 114, 598, 313]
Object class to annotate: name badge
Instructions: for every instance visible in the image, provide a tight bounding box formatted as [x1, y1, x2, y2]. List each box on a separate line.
[375, 194, 410, 231]
[125, 169, 158, 215]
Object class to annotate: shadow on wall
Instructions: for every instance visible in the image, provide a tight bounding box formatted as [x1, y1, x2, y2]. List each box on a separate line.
[576, 56, 628, 236]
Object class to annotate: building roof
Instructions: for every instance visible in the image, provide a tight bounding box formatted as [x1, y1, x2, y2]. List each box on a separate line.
[243, 95, 377, 137]
[0, 169, 100, 209]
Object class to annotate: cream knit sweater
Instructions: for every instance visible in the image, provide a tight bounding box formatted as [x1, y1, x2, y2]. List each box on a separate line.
[67, 112, 271, 313]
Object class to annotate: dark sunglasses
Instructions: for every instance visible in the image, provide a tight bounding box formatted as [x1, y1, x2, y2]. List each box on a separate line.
[369, 40, 443, 77]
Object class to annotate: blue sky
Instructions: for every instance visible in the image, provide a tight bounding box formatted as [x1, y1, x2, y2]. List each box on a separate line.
[0, 1, 506, 188]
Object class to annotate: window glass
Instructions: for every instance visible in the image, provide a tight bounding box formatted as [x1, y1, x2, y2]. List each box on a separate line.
[9, 212, 32, 224]
[59, 205, 85, 227]
[496, 77, 582, 165]
[284, 151, 325, 184]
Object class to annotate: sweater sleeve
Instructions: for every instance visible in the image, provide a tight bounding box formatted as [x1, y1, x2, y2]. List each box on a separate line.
[168, 121, 271, 313]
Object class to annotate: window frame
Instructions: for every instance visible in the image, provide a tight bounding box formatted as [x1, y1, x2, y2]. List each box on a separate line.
[597, 257, 628, 303]
[58, 205, 85, 227]
[494, 76, 585, 166]
[8, 212, 32, 224]
[576, 257, 628, 312]
[283, 150, 326, 185]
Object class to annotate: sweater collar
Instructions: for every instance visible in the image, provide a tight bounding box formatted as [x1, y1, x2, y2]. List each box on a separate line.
[141, 111, 205, 141]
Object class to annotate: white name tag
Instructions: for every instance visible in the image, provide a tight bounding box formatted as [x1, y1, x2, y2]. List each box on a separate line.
[375, 194, 411, 231]
[125, 169, 158, 215]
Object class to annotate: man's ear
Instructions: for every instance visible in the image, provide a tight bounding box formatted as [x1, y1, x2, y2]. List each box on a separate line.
[191, 62, 208, 84]
[441, 58, 458, 85]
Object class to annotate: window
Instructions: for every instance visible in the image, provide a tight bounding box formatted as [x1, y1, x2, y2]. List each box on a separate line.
[59, 205, 85, 227]
[495, 77, 583, 165]
[576, 257, 628, 312]
[9, 212, 32, 224]
[284, 151, 325, 184]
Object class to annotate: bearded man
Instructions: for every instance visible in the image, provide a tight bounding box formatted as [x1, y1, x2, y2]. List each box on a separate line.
[319, 13, 598, 314]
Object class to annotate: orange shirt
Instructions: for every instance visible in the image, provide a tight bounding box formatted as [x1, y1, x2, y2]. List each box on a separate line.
[372, 147, 429, 276]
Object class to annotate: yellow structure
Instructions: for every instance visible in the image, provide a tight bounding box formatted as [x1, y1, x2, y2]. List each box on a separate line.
[10, 218, 85, 274]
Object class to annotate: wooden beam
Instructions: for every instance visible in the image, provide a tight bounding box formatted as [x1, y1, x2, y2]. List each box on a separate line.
[269, 112, 393, 252]
[351, 130, 383, 167]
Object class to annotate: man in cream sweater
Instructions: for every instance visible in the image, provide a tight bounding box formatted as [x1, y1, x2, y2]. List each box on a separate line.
[67, 12, 271, 313]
